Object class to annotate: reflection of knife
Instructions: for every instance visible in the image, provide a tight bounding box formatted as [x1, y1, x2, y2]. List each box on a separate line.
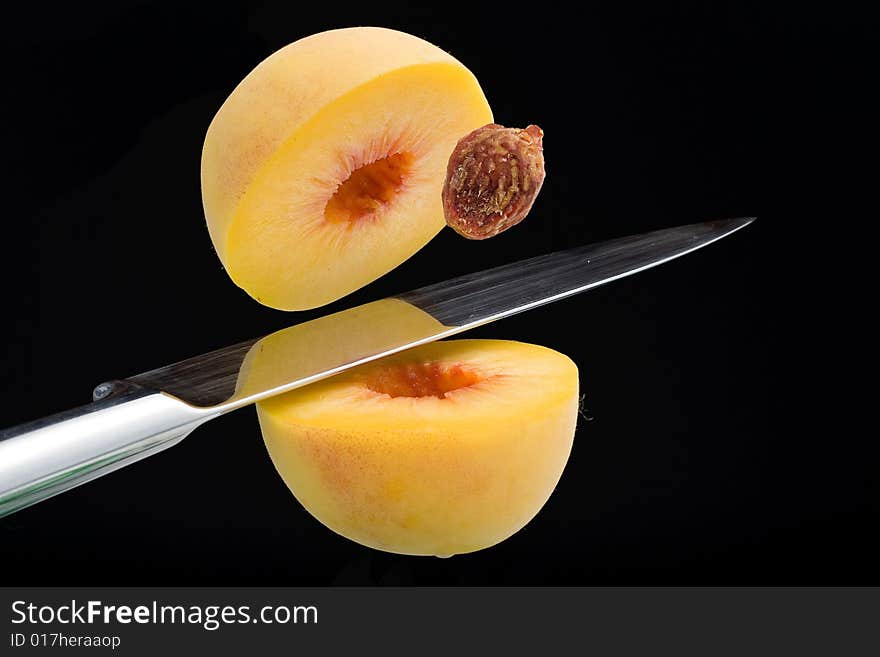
[0, 217, 753, 517]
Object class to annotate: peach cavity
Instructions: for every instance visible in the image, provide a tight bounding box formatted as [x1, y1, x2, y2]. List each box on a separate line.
[363, 361, 483, 399]
[324, 152, 414, 225]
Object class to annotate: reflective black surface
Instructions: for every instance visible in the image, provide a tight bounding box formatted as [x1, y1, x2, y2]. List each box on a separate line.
[1, 2, 870, 584]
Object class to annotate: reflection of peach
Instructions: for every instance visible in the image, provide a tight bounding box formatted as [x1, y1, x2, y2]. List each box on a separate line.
[258, 340, 578, 556]
[201, 27, 493, 310]
[233, 298, 448, 403]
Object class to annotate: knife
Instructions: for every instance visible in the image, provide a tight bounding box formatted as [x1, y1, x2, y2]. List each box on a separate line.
[0, 217, 753, 517]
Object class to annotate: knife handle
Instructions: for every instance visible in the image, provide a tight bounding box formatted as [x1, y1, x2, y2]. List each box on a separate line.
[0, 382, 211, 518]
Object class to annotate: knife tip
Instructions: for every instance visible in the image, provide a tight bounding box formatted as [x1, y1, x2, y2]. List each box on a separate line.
[712, 216, 756, 233]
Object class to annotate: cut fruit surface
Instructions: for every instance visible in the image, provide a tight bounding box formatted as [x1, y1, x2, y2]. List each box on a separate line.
[232, 298, 448, 403]
[202, 27, 493, 310]
[258, 339, 579, 557]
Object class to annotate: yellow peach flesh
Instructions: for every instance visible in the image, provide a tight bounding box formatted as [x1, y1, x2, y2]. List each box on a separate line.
[202, 27, 493, 310]
[258, 339, 578, 556]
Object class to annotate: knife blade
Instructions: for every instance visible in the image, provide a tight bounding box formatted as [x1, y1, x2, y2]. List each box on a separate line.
[0, 217, 753, 516]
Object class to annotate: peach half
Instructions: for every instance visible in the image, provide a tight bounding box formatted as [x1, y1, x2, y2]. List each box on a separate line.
[201, 27, 493, 310]
[257, 340, 579, 556]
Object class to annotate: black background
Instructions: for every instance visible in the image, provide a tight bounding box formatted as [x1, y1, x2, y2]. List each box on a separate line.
[0, 2, 871, 585]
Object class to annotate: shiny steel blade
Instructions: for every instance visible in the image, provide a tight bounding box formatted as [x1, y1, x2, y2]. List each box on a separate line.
[119, 217, 753, 410]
